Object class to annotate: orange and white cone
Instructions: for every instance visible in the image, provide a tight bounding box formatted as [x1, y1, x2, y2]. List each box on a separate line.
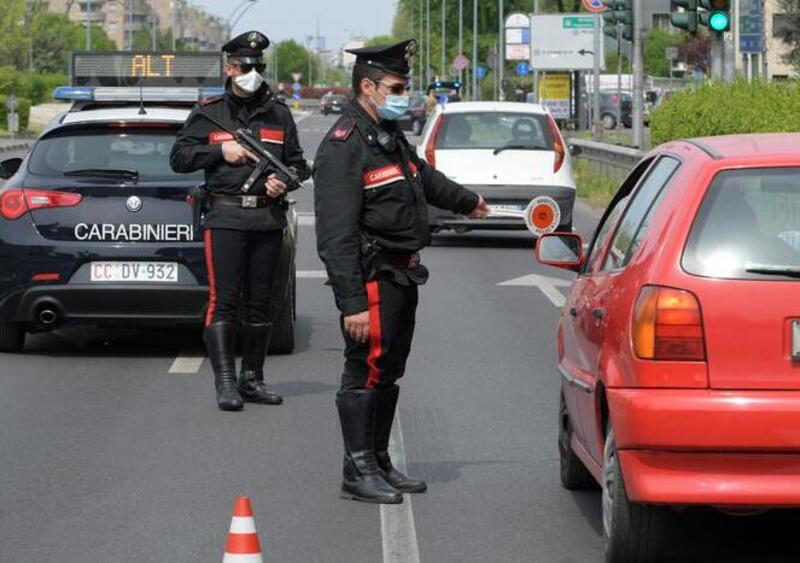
[223, 496, 264, 563]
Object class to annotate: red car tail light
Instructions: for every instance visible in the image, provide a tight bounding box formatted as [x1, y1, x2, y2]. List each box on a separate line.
[425, 115, 444, 168]
[546, 114, 565, 173]
[633, 286, 706, 361]
[0, 189, 82, 220]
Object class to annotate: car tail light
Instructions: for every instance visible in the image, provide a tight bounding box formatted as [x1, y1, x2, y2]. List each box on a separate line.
[611, 94, 620, 105]
[546, 115, 565, 173]
[633, 286, 706, 361]
[425, 115, 444, 168]
[0, 189, 82, 220]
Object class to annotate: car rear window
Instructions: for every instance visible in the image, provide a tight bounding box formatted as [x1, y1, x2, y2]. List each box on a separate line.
[435, 112, 554, 151]
[683, 167, 800, 280]
[28, 127, 203, 182]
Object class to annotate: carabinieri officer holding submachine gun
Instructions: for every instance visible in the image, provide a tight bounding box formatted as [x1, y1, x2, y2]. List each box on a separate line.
[170, 31, 310, 412]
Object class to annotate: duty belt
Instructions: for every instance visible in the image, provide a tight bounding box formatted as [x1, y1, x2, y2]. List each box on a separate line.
[375, 252, 421, 269]
[211, 194, 273, 209]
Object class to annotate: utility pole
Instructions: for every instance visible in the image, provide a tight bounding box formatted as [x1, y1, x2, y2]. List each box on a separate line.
[617, 23, 623, 128]
[171, 0, 177, 50]
[419, 0, 424, 90]
[498, 0, 505, 100]
[441, 0, 446, 79]
[426, 0, 431, 83]
[472, 0, 478, 100]
[532, 0, 539, 102]
[128, 0, 134, 50]
[459, 0, 463, 84]
[592, 13, 601, 139]
[151, 5, 157, 51]
[632, 0, 644, 147]
[86, 0, 91, 50]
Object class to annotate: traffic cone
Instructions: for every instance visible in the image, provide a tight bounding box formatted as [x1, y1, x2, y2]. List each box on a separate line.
[223, 496, 264, 562]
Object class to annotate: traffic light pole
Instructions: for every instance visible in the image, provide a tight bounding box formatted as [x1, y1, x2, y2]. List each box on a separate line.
[710, 34, 724, 80]
[632, 0, 644, 148]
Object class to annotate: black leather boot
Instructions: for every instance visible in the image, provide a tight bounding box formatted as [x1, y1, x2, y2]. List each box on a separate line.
[204, 322, 243, 412]
[375, 385, 428, 493]
[238, 322, 283, 405]
[337, 390, 402, 504]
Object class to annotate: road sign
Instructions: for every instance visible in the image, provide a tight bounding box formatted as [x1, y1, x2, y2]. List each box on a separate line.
[487, 53, 498, 69]
[6, 95, 17, 111]
[506, 44, 531, 61]
[453, 54, 469, 71]
[505, 12, 532, 61]
[739, 0, 764, 53]
[582, 0, 606, 12]
[7, 112, 18, 134]
[292, 82, 302, 92]
[291, 72, 302, 82]
[538, 73, 571, 119]
[516, 63, 531, 76]
[666, 46, 679, 61]
[475, 66, 487, 79]
[531, 14, 603, 71]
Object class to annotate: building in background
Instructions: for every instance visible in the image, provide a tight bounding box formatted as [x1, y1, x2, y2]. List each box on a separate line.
[44, 0, 229, 51]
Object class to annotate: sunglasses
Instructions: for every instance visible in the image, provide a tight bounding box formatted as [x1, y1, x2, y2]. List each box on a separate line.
[378, 81, 410, 95]
[231, 62, 266, 74]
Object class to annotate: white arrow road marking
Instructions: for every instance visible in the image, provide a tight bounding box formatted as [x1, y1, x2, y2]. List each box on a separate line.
[497, 274, 571, 308]
[381, 414, 421, 563]
[297, 270, 328, 279]
[297, 212, 315, 226]
[169, 355, 204, 374]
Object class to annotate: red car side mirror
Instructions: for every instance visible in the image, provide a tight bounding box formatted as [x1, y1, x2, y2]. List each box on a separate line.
[536, 232, 585, 272]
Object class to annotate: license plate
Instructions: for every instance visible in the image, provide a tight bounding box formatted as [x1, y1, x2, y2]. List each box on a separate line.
[492, 204, 525, 212]
[793, 320, 800, 361]
[90, 262, 178, 283]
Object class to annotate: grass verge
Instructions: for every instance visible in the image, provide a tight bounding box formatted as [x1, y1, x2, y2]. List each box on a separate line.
[573, 159, 618, 209]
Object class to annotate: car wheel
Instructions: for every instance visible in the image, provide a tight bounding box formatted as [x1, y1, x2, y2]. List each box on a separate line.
[412, 119, 423, 136]
[603, 424, 672, 562]
[0, 322, 25, 352]
[601, 114, 617, 130]
[558, 390, 597, 490]
[269, 270, 295, 355]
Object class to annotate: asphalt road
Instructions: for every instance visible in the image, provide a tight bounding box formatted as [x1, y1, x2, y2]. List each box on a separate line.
[2, 114, 800, 562]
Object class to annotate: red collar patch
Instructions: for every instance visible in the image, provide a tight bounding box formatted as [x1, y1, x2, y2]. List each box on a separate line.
[331, 119, 354, 141]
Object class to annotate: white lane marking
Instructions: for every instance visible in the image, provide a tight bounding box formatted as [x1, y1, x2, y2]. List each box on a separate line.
[297, 270, 328, 279]
[169, 355, 204, 374]
[381, 414, 421, 563]
[497, 273, 570, 308]
[297, 214, 315, 226]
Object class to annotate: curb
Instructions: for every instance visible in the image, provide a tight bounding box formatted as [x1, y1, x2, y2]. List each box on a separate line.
[0, 142, 32, 154]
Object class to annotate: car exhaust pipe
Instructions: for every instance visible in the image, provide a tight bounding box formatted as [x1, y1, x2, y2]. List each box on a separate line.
[36, 305, 60, 328]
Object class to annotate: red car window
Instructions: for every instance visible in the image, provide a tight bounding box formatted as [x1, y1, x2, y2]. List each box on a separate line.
[682, 167, 800, 280]
[602, 156, 680, 271]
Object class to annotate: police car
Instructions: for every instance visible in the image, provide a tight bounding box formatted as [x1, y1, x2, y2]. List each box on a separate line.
[0, 52, 298, 353]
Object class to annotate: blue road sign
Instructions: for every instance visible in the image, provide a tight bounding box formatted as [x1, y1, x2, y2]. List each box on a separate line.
[476, 66, 487, 79]
[292, 82, 302, 92]
[516, 63, 530, 76]
[740, 0, 765, 53]
[292, 93, 301, 100]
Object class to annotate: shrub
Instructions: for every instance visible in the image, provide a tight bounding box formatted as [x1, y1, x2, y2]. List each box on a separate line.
[0, 95, 31, 131]
[651, 79, 800, 146]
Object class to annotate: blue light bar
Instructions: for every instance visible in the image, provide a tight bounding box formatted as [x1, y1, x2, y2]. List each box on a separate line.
[54, 86, 95, 101]
[199, 87, 225, 100]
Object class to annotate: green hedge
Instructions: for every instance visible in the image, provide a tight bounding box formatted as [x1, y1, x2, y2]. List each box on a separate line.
[0, 95, 31, 131]
[0, 66, 69, 106]
[651, 80, 800, 146]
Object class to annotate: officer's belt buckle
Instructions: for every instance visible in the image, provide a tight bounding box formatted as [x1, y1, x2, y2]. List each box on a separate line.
[241, 195, 258, 208]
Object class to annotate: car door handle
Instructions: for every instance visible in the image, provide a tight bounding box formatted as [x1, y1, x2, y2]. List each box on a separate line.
[592, 308, 606, 319]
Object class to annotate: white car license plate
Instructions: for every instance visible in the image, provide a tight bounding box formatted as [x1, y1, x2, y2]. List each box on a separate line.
[492, 204, 525, 212]
[90, 262, 179, 283]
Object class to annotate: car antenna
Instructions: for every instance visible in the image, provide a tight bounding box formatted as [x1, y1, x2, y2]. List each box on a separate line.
[138, 86, 147, 115]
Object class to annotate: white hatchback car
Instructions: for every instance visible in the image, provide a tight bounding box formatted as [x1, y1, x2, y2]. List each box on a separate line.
[417, 101, 577, 234]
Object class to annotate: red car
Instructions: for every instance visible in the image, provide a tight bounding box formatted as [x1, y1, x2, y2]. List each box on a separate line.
[536, 134, 800, 561]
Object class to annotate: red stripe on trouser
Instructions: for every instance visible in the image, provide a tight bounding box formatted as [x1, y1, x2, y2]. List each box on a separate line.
[225, 533, 262, 554]
[365, 281, 382, 389]
[204, 229, 217, 327]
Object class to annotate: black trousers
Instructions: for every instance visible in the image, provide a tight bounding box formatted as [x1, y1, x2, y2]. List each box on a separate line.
[203, 228, 283, 326]
[341, 277, 419, 391]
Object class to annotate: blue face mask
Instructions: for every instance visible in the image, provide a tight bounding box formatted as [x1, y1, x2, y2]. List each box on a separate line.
[374, 93, 410, 121]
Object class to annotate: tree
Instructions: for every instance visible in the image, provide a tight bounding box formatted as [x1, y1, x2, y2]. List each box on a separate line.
[0, 0, 28, 69]
[643, 29, 682, 77]
[776, 0, 800, 73]
[680, 34, 711, 74]
[275, 40, 320, 85]
[365, 35, 397, 48]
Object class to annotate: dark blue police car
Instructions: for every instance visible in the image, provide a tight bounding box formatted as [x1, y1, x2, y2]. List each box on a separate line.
[0, 52, 298, 353]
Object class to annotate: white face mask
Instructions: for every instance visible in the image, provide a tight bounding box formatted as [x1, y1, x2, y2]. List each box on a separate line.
[233, 69, 264, 94]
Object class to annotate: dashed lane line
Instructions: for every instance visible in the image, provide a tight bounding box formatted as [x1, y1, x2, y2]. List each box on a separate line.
[381, 413, 421, 563]
[169, 355, 204, 374]
[297, 270, 327, 279]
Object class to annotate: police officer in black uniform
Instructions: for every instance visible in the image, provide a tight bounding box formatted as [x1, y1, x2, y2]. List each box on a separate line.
[314, 40, 489, 503]
[170, 31, 310, 412]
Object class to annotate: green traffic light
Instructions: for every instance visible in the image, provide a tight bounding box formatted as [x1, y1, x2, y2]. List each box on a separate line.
[708, 11, 729, 31]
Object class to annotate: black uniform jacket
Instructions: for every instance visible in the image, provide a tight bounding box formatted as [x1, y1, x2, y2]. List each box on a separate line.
[170, 82, 309, 231]
[313, 101, 480, 316]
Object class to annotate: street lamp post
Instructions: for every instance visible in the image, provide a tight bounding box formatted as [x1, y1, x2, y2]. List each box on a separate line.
[458, 0, 463, 84]
[471, 0, 477, 100]
[86, 0, 92, 51]
[498, 0, 504, 101]
[441, 0, 446, 80]
[228, 0, 258, 32]
[426, 0, 430, 83]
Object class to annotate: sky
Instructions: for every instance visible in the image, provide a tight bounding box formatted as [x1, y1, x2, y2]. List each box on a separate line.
[192, 0, 397, 52]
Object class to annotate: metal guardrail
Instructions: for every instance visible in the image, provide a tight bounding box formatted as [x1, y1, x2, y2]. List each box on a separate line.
[568, 137, 645, 174]
[0, 141, 32, 154]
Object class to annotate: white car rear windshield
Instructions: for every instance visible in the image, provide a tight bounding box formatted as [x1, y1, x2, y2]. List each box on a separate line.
[29, 127, 203, 182]
[435, 112, 555, 151]
[683, 167, 800, 280]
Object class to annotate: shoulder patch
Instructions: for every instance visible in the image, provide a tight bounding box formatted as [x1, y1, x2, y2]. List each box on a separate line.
[330, 118, 355, 142]
[200, 95, 224, 106]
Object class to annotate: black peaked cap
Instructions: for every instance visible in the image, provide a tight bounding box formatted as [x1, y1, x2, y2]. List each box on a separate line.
[222, 31, 270, 64]
[347, 39, 418, 77]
